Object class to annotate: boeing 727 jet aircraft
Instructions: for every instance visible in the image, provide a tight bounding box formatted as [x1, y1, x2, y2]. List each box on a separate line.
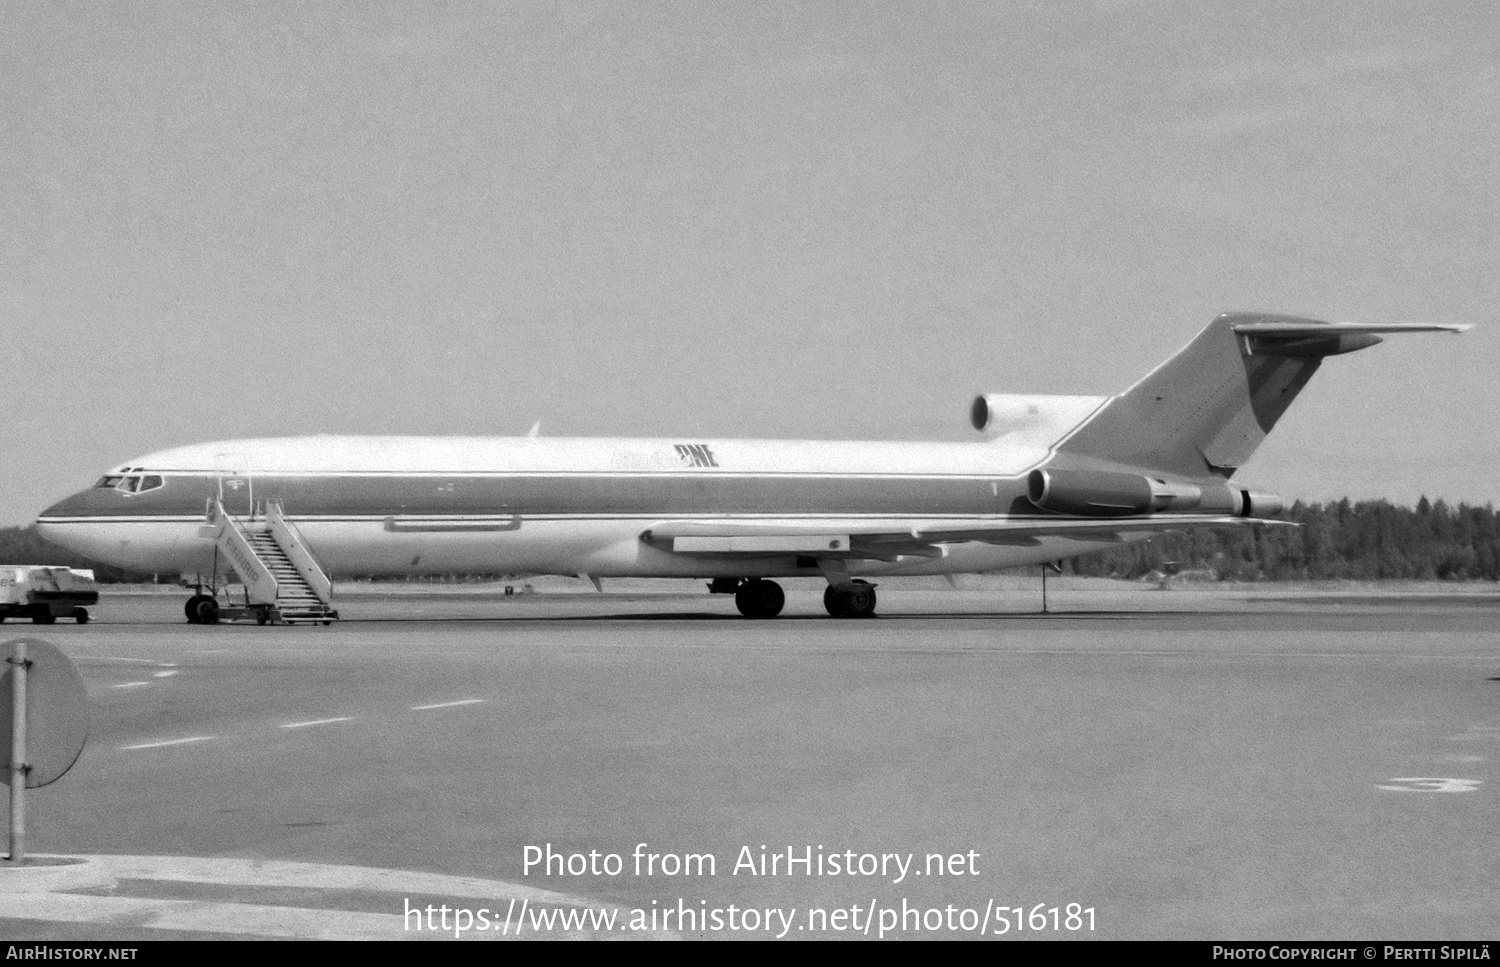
[35, 313, 1466, 623]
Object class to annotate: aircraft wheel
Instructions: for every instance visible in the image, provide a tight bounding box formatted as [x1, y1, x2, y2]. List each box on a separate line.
[193, 597, 220, 625]
[825, 580, 877, 618]
[735, 579, 785, 618]
[184, 594, 208, 623]
[846, 581, 877, 618]
[74, 608, 90, 625]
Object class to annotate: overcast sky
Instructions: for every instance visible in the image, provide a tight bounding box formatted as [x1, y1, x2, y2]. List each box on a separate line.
[2, 1, 1495, 525]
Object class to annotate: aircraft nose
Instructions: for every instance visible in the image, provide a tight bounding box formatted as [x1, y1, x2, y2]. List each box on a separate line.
[37, 488, 94, 521]
[34, 487, 122, 564]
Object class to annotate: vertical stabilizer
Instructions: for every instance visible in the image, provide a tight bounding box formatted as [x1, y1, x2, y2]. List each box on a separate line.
[1054, 313, 1468, 478]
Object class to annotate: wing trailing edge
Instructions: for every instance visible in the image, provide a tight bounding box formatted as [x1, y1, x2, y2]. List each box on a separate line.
[643, 516, 1293, 560]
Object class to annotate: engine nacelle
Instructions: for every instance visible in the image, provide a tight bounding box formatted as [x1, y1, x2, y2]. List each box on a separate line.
[1027, 469, 1155, 516]
[1027, 469, 1284, 518]
[1236, 489, 1284, 517]
[970, 394, 1110, 444]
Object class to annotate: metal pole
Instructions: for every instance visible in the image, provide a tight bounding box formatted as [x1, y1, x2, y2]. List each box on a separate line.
[1041, 564, 1048, 614]
[8, 640, 28, 864]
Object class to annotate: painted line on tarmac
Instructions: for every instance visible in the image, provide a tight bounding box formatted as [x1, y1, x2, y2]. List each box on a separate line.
[963, 649, 1499, 660]
[6, 855, 677, 941]
[111, 671, 178, 688]
[88, 854, 607, 900]
[1377, 778, 1482, 793]
[412, 699, 485, 711]
[281, 716, 355, 729]
[1445, 727, 1500, 742]
[120, 736, 216, 750]
[0, 894, 407, 941]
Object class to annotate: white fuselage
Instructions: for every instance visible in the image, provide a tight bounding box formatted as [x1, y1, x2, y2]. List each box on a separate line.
[36, 434, 1133, 581]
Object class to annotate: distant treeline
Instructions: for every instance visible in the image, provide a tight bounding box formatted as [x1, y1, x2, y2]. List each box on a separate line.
[0, 525, 153, 582]
[1065, 498, 1500, 581]
[4, 497, 1499, 583]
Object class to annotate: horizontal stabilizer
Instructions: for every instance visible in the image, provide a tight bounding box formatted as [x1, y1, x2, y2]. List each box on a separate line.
[1231, 321, 1471, 336]
[1233, 319, 1471, 358]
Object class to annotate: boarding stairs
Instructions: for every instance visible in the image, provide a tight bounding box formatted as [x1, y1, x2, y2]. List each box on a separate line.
[199, 497, 339, 624]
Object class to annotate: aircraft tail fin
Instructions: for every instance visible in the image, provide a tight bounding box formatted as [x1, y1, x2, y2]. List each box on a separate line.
[1053, 313, 1469, 479]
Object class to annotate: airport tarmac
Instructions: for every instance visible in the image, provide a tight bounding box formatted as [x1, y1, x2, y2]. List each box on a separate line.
[2, 577, 1498, 940]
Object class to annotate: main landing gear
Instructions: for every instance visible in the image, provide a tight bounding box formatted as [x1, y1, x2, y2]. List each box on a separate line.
[824, 579, 877, 619]
[184, 593, 284, 625]
[734, 579, 785, 618]
[713, 574, 878, 619]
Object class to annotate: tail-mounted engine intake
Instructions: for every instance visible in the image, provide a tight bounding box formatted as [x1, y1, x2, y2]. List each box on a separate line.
[970, 394, 1110, 444]
[1027, 468, 1283, 518]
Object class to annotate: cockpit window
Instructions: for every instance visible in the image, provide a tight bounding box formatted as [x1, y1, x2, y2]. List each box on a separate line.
[109, 474, 165, 496]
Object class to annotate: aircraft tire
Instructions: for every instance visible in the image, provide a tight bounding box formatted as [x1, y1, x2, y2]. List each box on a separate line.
[193, 597, 220, 625]
[735, 579, 785, 618]
[825, 581, 877, 618]
[847, 581, 877, 618]
[184, 594, 208, 623]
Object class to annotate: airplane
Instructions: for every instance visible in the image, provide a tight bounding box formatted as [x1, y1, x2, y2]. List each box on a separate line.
[34, 313, 1467, 623]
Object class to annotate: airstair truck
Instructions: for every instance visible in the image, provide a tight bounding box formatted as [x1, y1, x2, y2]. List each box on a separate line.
[0, 565, 99, 624]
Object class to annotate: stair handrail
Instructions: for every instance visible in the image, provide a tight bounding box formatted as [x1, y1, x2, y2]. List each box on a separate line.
[265, 499, 334, 606]
[200, 496, 280, 605]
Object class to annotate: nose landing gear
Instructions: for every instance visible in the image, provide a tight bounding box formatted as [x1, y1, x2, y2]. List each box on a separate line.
[184, 594, 220, 624]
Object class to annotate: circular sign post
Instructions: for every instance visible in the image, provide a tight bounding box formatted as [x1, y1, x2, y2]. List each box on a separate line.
[1, 638, 89, 864]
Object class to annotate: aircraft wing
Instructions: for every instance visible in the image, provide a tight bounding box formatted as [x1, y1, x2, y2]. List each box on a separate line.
[643, 516, 1293, 560]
